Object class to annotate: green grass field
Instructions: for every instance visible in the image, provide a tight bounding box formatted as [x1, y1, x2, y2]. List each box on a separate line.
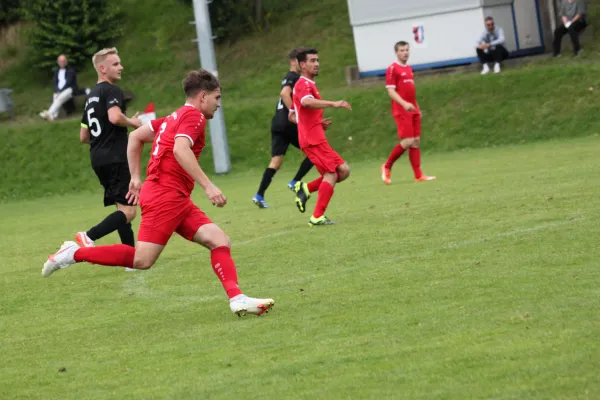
[2, 136, 599, 399]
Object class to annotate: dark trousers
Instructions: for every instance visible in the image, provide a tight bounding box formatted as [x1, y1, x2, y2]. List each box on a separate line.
[553, 19, 587, 55]
[476, 45, 509, 64]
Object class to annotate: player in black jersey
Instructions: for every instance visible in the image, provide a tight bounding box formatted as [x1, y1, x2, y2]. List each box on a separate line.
[76, 48, 142, 251]
[252, 48, 314, 208]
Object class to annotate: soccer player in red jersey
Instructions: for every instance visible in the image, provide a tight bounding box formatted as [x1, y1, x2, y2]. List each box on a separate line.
[381, 41, 436, 185]
[290, 48, 352, 226]
[42, 70, 274, 317]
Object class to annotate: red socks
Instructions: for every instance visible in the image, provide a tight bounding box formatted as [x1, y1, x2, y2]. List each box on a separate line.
[384, 144, 405, 170]
[307, 176, 323, 193]
[73, 245, 243, 299]
[211, 246, 243, 299]
[313, 181, 334, 218]
[74, 245, 135, 268]
[409, 147, 422, 179]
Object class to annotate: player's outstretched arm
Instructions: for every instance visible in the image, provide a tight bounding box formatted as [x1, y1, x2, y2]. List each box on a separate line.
[108, 106, 142, 129]
[302, 97, 352, 111]
[386, 88, 416, 112]
[173, 137, 227, 207]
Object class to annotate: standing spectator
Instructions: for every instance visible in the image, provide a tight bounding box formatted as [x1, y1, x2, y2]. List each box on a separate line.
[553, 0, 587, 57]
[475, 17, 509, 75]
[39, 54, 85, 121]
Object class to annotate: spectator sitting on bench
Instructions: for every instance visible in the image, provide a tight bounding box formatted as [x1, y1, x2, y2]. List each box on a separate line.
[476, 16, 509, 75]
[39, 54, 89, 121]
[553, 0, 588, 57]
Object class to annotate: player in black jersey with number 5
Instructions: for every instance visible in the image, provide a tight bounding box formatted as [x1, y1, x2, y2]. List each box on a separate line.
[76, 47, 142, 251]
[252, 48, 315, 208]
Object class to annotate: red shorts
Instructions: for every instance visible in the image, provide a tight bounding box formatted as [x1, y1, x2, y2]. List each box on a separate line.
[394, 113, 421, 139]
[302, 142, 345, 175]
[137, 181, 212, 246]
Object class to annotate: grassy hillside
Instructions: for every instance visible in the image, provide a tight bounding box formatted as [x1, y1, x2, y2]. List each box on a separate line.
[1, 61, 599, 202]
[0, 0, 599, 202]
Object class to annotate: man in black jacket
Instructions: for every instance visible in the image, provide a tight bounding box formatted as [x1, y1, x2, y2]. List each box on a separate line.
[40, 54, 88, 121]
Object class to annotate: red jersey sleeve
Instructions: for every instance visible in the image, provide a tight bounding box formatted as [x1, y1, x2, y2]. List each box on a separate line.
[149, 117, 166, 132]
[175, 110, 206, 145]
[385, 64, 396, 88]
[295, 80, 314, 107]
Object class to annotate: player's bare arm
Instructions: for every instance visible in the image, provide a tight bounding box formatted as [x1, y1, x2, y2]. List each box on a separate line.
[302, 97, 352, 110]
[79, 126, 90, 144]
[280, 86, 293, 109]
[288, 109, 297, 124]
[108, 106, 142, 129]
[386, 88, 416, 112]
[125, 124, 155, 205]
[173, 137, 227, 207]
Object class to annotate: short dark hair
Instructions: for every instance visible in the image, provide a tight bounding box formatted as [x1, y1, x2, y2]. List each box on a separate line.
[288, 48, 304, 60]
[485, 16, 494, 22]
[296, 48, 318, 63]
[182, 69, 220, 97]
[394, 41, 409, 51]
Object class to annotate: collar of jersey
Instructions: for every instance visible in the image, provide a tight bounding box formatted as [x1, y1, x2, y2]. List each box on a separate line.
[299, 76, 316, 84]
[394, 61, 410, 67]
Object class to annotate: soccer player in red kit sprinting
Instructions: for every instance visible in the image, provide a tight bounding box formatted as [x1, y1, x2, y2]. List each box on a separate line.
[42, 70, 274, 317]
[290, 48, 352, 226]
[381, 41, 436, 185]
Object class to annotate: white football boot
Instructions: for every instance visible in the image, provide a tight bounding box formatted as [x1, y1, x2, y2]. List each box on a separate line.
[229, 294, 275, 317]
[42, 241, 79, 277]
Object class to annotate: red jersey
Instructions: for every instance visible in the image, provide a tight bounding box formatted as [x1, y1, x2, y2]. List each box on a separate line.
[146, 105, 206, 196]
[292, 76, 326, 148]
[385, 61, 419, 117]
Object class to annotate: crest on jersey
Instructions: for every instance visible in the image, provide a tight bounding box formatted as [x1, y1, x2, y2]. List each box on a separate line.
[412, 24, 425, 44]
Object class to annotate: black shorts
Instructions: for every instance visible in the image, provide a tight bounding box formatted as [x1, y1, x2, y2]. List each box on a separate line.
[271, 129, 300, 157]
[93, 163, 131, 207]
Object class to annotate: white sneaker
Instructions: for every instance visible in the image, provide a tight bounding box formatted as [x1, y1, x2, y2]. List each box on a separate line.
[39, 110, 49, 119]
[493, 63, 501, 74]
[229, 294, 275, 317]
[74, 232, 95, 248]
[42, 241, 79, 277]
[481, 64, 490, 75]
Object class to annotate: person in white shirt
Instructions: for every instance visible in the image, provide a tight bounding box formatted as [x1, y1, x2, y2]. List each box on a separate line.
[475, 17, 509, 75]
[40, 54, 88, 121]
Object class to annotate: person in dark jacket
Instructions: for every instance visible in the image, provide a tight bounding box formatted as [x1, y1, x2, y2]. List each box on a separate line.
[40, 54, 88, 121]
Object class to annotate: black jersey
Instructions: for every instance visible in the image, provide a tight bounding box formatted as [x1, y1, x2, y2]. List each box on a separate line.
[81, 82, 128, 168]
[271, 71, 300, 133]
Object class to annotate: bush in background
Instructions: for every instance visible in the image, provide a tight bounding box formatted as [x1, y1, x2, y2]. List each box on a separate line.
[0, 0, 21, 27]
[181, 0, 296, 43]
[22, 0, 123, 70]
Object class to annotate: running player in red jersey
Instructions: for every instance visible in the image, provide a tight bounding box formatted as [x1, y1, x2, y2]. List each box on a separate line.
[290, 48, 352, 226]
[381, 41, 436, 185]
[42, 70, 274, 317]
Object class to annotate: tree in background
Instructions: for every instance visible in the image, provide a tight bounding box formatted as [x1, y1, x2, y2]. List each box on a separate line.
[181, 0, 296, 43]
[23, 0, 123, 70]
[0, 0, 21, 27]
